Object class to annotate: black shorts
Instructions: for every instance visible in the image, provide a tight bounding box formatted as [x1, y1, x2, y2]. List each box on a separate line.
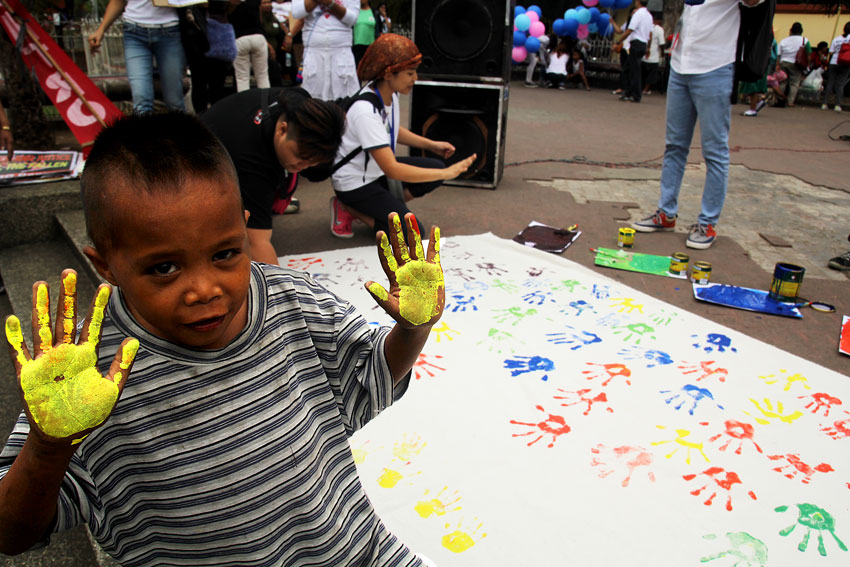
[335, 156, 444, 235]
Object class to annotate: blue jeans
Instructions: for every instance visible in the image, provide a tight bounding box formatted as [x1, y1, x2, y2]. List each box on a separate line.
[659, 63, 734, 226]
[122, 21, 186, 114]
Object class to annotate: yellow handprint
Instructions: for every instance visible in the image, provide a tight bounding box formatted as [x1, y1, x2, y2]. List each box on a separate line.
[5, 270, 139, 442]
[366, 213, 445, 328]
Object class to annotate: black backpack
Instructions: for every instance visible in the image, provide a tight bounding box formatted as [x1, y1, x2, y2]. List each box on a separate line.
[735, 0, 776, 84]
[300, 91, 383, 183]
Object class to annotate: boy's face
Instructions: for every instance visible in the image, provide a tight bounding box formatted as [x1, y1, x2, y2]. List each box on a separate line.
[87, 175, 251, 350]
[274, 121, 319, 173]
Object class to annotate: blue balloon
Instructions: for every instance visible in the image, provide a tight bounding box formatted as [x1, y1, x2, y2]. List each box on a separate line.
[588, 22, 598, 33]
[597, 13, 610, 29]
[564, 8, 577, 19]
[614, 0, 633, 9]
[599, 22, 613, 36]
[589, 7, 600, 23]
[525, 35, 541, 53]
[514, 30, 528, 47]
[598, 0, 615, 6]
[553, 18, 567, 36]
[576, 9, 592, 24]
[515, 5, 526, 16]
[563, 16, 579, 36]
[527, 5, 542, 17]
[515, 13, 531, 31]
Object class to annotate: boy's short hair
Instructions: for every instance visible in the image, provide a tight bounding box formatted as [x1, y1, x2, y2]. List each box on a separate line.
[81, 112, 239, 253]
[273, 88, 345, 165]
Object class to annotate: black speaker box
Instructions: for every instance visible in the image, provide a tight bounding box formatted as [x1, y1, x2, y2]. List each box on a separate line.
[410, 81, 508, 189]
[413, 0, 515, 83]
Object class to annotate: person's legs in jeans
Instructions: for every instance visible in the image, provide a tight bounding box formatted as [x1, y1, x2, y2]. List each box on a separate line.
[249, 34, 270, 89]
[151, 24, 186, 111]
[658, 69, 698, 219]
[689, 63, 733, 226]
[122, 23, 156, 114]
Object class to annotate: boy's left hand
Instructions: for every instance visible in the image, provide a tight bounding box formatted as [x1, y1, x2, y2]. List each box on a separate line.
[366, 213, 445, 330]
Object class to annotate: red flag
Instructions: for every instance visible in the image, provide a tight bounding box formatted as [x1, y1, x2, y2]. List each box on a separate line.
[0, 0, 124, 157]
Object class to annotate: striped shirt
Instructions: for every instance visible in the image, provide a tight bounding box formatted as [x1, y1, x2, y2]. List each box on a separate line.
[1, 263, 421, 567]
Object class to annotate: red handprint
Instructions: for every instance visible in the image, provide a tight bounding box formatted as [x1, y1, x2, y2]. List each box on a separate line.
[683, 467, 757, 511]
[707, 420, 763, 455]
[768, 453, 834, 484]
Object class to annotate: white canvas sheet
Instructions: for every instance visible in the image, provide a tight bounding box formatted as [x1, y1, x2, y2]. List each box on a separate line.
[280, 233, 850, 567]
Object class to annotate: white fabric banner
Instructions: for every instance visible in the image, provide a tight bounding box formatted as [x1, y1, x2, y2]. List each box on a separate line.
[281, 233, 849, 567]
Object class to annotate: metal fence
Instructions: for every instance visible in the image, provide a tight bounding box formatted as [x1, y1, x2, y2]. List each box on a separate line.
[50, 17, 126, 77]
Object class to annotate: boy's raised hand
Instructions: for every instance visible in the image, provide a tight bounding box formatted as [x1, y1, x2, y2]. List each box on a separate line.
[4, 270, 139, 446]
[366, 213, 445, 329]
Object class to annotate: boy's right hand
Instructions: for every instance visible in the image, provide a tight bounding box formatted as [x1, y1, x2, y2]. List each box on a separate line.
[445, 153, 477, 180]
[4, 270, 138, 447]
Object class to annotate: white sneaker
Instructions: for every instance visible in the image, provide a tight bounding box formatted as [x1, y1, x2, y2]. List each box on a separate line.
[836, 105, 843, 112]
[821, 104, 828, 110]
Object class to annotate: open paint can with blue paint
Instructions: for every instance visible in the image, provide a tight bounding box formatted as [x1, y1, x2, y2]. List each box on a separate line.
[768, 263, 805, 303]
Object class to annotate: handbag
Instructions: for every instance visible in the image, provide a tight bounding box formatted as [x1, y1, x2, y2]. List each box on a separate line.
[205, 18, 237, 62]
[794, 36, 809, 69]
[838, 41, 850, 66]
[735, 0, 775, 83]
[177, 6, 209, 59]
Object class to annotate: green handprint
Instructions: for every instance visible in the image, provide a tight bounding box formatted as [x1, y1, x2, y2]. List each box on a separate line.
[701, 532, 768, 566]
[776, 503, 848, 556]
[367, 213, 445, 327]
[5, 271, 138, 442]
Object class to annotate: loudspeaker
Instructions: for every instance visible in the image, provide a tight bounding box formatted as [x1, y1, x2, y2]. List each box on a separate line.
[410, 81, 509, 189]
[413, 0, 514, 83]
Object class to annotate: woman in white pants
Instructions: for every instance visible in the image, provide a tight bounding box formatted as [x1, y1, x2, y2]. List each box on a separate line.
[230, 0, 270, 91]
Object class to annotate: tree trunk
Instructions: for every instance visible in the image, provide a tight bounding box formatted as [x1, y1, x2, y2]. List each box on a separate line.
[663, 0, 684, 36]
[0, 32, 55, 150]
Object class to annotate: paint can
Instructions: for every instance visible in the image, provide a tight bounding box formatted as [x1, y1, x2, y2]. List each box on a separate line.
[769, 263, 805, 302]
[691, 261, 712, 284]
[669, 252, 689, 276]
[618, 227, 635, 248]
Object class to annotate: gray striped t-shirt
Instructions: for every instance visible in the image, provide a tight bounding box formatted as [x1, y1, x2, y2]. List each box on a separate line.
[1, 263, 421, 567]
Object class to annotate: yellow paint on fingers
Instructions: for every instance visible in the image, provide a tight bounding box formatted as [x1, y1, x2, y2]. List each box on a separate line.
[391, 215, 411, 263]
[5, 316, 28, 365]
[36, 284, 53, 350]
[433, 227, 442, 264]
[62, 272, 77, 343]
[380, 233, 398, 273]
[87, 286, 111, 347]
[368, 282, 389, 301]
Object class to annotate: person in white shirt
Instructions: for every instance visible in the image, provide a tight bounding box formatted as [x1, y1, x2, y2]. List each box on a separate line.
[632, 0, 764, 250]
[821, 21, 850, 112]
[545, 39, 570, 89]
[329, 34, 476, 238]
[641, 15, 665, 95]
[88, 0, 186, 113]
[614, 0, 652, 102]
[777, 22, 811, 107]
[292, 0, 359, 100]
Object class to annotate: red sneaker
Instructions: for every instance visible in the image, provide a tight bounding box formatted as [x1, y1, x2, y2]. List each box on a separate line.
[330, 196, 354, 238]
[632, 210, 677, 232]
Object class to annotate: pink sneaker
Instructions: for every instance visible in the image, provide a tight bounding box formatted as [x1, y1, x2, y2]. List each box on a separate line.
[330, 196, 354, 238]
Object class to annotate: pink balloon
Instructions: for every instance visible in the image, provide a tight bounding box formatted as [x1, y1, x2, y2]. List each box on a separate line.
[582, 0, 598, 6]
[526, 10, 539, 24]
[529, 21, 546, 38]
[577, 23, 589, 39]
[512, 46, 528, 63]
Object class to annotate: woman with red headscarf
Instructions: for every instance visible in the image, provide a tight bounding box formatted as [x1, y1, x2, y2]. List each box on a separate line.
[328, 33, 476, 238]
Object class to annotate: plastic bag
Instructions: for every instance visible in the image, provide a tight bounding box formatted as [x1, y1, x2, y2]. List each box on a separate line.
[801, 67, 823, 91]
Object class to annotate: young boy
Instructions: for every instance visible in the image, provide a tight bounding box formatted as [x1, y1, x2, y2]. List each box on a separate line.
[0, 113, 444, 566]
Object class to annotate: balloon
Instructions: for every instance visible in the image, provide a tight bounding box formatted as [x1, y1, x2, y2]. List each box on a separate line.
[525, 35, 541, 54]
[563, 16, 579, 36]
[577, 23, 589, 39]
[514, 5, 526, 16]
[514, 30, 528, 47]
[576, 8, 592, 25]
[515, 13, 531, 31]
[527, 5, 542, 17]
[588, 22, 598, 33]
[598, 0, 615, 6]
[529, 20, 546, 38]
[597, 13, 610, 29]
[511, 46, 528, 63]
[582, 0, 599, 6]
[589, 7, 600, 22]
[552, 18, 567, 36]
[599, 22, 613, 36]
[526, 10, 539, 24]
[564, 8, 577, 19]
[614, 0, 633, 9]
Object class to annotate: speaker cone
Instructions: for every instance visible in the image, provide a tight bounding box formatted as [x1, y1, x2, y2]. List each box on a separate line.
[421, 110, 488, 179]
[429, 0, 494, 61]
